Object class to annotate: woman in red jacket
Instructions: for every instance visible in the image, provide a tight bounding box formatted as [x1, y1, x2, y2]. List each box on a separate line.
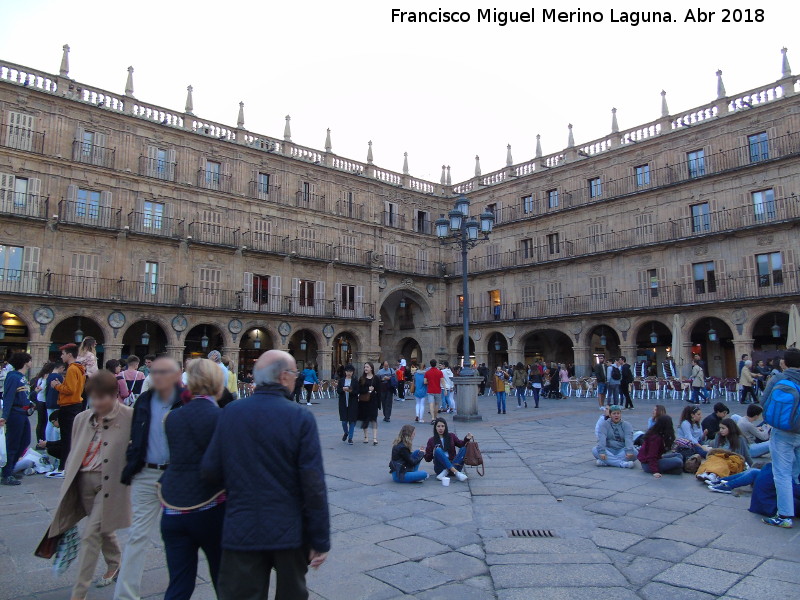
[424, 418, 473, 483]
[637, 415, 684, 478]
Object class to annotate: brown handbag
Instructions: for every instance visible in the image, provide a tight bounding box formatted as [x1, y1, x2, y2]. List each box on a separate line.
[34, 528, 62, 559]
[358, 392, 372, 403]
[464, 440, 485, 476]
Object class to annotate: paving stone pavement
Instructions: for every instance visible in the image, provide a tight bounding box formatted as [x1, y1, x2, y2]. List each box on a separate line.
[1, 394, 799, 599]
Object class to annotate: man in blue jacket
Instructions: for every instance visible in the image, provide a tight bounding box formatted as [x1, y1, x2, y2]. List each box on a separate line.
[203, 349, 330, 600]
[1, 352, 33, 485]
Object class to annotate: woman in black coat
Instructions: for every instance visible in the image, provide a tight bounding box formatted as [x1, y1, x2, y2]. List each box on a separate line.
[357, 362, 380, 445]
[337, 365, 360, 445]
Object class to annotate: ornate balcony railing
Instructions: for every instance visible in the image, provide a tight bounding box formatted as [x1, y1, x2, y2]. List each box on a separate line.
[445, 271, 800, 325]
[139, 156, 177, 181]
[332, 200, 365, 221]
[187, 221, 240, 246]
[1, 122, 45, 154]
[294, 191, 327, 212]
[248, 180, 282, 202]
[382, 255, 442, 277]
[71, 140, 115, 168]
[58, 199, 121, 229]
[196, 169, 232, 193]
[381, 211, 405, 229]
[127, 211, 184, 238]
[0, 191, 48, 218]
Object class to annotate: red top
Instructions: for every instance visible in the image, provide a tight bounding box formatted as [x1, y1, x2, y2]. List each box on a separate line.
[396, 367, 405, 381]
[425, 368, 444, 394]
[637, 434, 669, 474]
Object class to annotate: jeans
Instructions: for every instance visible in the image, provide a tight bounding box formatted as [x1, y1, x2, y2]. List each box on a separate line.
[770, 428, 800, 517]
[1, 410, 30, 478]
[397, 383, 405, 399]
[440, 389, 450, 411]
[433, 446, 467, 475]
[381, 388, 393, 420]
[392, 451, 428, 483]
[161, 503, 225, 600]
[749, 441, 771, 458]
[516, 387, 527, 406]
[560, 382, 570, 398]
[621, 382, 633, 408]
[340, 421, 356, 440]
[640, 452, 684, 474]
[606, 383, 621, 404]
[445, 389, 455, 411]
[691, 386, 709, 403]
[592, 446, 632, 467]
[35, 400, 47, 442]
[218, 547, 309, 600]
[531, 387, 540, 408]
[740, 386, 757, 404]
[719, 468, 761, 490]
[496, 391, 506, 412]
[415, 396, 426, 421]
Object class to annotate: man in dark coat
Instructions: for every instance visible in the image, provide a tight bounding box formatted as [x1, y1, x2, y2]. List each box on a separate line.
[203, 350, 330, 600]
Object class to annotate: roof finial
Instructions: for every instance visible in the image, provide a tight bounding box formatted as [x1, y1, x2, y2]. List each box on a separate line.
[535, 134, 542, 158]
[59, 44, 70, 77]
[440, 165, 447, 185]
[367, 141, 373, 164]
[184, 85, 194, 114]
[611, 108, 619, 133]
[124, 66, 135, 97]
[283, 115, 292, 142]
[661, 90, 669, 117]
[716, 69, 727, 99]
[237, 101, 245, 129]
[325, 128, 332, 152]
[782, 47, 792, 78]
[402, 152, 409, 175]
[474, 155, 481, 177]
[506, 144, 513, 167]
[567, 124, 575, 148]
[446, 166, 452, 186]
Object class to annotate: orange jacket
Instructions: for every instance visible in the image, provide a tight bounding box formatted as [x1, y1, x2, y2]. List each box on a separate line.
[55, 361, 86, 406]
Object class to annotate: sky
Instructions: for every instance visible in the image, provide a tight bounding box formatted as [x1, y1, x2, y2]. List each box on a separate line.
[1, 1, 798, 183]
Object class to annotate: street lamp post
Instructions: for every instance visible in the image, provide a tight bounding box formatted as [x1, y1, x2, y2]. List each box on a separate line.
[436, 194, 494, 422]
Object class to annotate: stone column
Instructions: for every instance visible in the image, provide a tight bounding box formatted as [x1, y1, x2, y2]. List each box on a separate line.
[619, 345, 638, 363]
[317, 349, 333, 379]
[165, 345, 185, 364]
[453, 374, 483, 422]
[507, 348, 524, 367]
[103, 343, 124, 361]
[572, 345, 592, 377]
[474, 351, 489, 371]
[733, 339, 754, 364]
[28, 341, 51, 371]
[679, 341, 695, 378]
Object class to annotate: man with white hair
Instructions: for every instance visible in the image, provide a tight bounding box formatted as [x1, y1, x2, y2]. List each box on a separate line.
[203, 350, 330, 599]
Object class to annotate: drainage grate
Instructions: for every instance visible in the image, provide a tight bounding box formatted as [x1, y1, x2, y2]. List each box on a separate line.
[507, 529, 557, 538]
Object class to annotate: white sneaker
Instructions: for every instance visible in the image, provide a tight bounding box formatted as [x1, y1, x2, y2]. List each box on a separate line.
[306, 402, 312, 406]
[596, 459, 605, 467]
[436, 471, 449, 481]
[620, 461, 635, 469]
[24, 467, 35, 476]
[455, 471, 468, 482]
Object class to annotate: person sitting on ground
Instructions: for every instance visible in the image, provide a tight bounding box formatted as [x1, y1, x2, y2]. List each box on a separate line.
[648, 404, 667, 429]
[678, 404, 709, 458]
[638, 415, 684, 478]
[708, 465, 763, 494]
[38, 410, 63, 468]
[424, 418, 473, 482]
[593, 405, 636, 468]
[710, 417, 753, 465]
[737, 404, 771, 458]
[389, 425, 428, 483]
[701, 402, 729, 441]
[595, 406, 610, 442]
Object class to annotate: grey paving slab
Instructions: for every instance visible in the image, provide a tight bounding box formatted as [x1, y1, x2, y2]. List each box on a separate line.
[617, 556, 673, 586]
[626, 538, 698, 562]
[416, 582, 496, 600]
[498, 587, 641, 600]
[651, 523, 720, 546]
[726, 576, 800, 600]
[684, 548, 765, 573]
[379, 535, 450, 561]
[654, 563, 742, 595]
[420, 552, 489, 580]
[640, 582, 718, 600]
[590, 528, 644, 551]
[750, 558, 800, 583]
[490, 563, 627, 588]
[368, 562, 454, 594]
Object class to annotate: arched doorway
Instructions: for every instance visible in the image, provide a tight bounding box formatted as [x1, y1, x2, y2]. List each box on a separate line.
[635, 320, 672, 377]
[333, 332, 356, 374]
[50, 316, 105, 364]
[289, 329, 318, 371]
[522, 329, 574, 368]
[379, 288, 433, 371]
[752, 311, 789, 365]
[239, 327, 274, 379]
[487, 332, 508, 368]
[690, 317, 735, 378]
[399, 337, 422, 369]
[122, 320, 168, 359]
[184, 324, 224, 362]
[454, 335, 476, 368]
[0, 311, 30, 361]
[587, 325, 621, 365]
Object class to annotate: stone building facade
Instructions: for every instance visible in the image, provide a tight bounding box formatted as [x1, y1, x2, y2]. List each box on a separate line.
[0, 47, 798, 379]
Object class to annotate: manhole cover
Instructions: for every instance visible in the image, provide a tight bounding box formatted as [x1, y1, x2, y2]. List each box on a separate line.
[507, 529, 557, 538]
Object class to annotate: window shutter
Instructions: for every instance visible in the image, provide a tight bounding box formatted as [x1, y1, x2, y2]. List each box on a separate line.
[334, 282, 342, 308]
[72, 125, 84, 160]
[243, 272, 254, 310]
[100, 190, 112, 225]
[66, 184, 78, 222]
[93, 132, 107, 166]
[784, 249, 796, 273]
[271, 275, 282, 312]
[0, 172, 14, 208]
[356, 285, 364, 317]
[291, 277, 300, 311]
[637, 269, 648, 292]
[28, 177, 41, 204]
[742, 255, 756, 279]
[679, 263, 691, 286]
[66, 184, 77, 204]
[167, 148, 177, 181]
[6, 111, 35, 151]
[100, 191, 112, 207]
[146, 145, 158, 177]
[21, 246, 40, 292]
[315, 280, 326, 315]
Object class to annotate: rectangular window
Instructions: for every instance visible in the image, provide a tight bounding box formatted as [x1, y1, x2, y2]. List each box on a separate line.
[521, 285, 534, 306]
[547, 233, 560, 255]
[415, 209, 430, 233]
[6, 111, 35, 151]
[13, 177, 28, 207]
[693, 261, 716, 295]
[302, 181, 311, 204]
[488, 289, 501, 319]
[81, 130, 95, 158]
[253, 219, 271, 248]
[485, 243, 500, 269]
[547, 189, 559, 209]
[522, 194, 534, 214]
[687, 149, 705, 178]
[340, 234, 357, 263]
[69, 253, 100, 298]
[648, 268, 659, 297]
[520, 238, 534, 260]
[341, 284, 356, 310]
[344, 191, 356, 218]
[691, 202, 710, 232]
[588, 223, 603, 246]
[0, 244, 23, 280]
[252, 274, 270, 305]
[142, 201, 164, 229]
[205, 160, 221, 189]
[199, 267, 222, 304]
[635, 212, 653, 236]
[299, 279, 315, 307]
[457, 294, 464, 317]
[486, 202, 497, 215]
[748, 132, 769, 163]
[752, 189, 776, 222]
[589, 275, 607, 299]
[589, 177, 602, 198]
[299, 227, 315, 255]
[635, 164, 651, 187]
[257, 172, 271, 199]
[384, 243, 397, 269]
[156, 148, 168, 177]
[201, 210, 222, 237]
[756, 252, 783, 287]
[546, 281, 562, 304]
[76, 188, 101, 220]
[144, 261, 158, 295]
[385, 201, 398, 227]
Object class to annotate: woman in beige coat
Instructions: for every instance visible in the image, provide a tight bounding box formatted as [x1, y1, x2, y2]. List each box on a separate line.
[46, 370, 133, 600]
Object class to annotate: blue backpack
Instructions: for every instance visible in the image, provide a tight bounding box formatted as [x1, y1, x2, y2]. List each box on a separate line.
[762, 378, 800, 433]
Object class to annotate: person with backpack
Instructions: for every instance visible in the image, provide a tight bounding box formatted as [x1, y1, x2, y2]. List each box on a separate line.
[593, 357, 607, 410]
[512, 363, 528, 409]
[412, 366, 428, 423]
[760, 347, 800, 528]
[606, 358, 623, 405]
[620, 357, 634, 409]
[118, 355, 146, 406]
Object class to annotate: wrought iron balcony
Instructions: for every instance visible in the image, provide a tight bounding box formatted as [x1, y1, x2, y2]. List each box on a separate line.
[71, 140, 115, 168]
[1, 122, 45, 154]
[139, 156, 177, 181]
[58, 199, 121, 229]
[0, 191, 48, 218]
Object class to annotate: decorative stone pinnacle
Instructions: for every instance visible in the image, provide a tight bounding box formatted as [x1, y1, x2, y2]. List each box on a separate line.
[535, 134, 542, 158]
[237, 101, 245, 129]
[716, 69, 726, 99]
[782, 47, 792, 78]
[184, 85, 194, 115]
[283, 115, 292, 142]
[506, 144, 513, 167]
[59, 44, 70, 77]
[402, 152, 409, 175]
[440, 165, 446, 185]
[611, 108, 619, 134]
[474, 155, 482, 177]
[446, 166, 452, 186]
[661, 90, 669, 117]
[124, 66, 135, 98]
[567, 124, 575, 148]
[367, 140, 374, 164]
[325, 128, 332, 152]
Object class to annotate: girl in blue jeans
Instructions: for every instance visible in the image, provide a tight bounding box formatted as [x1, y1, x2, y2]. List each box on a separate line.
[493, 367, 507, 414]
[424, 418, 473, 483]
[390, 425, 429, 483]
